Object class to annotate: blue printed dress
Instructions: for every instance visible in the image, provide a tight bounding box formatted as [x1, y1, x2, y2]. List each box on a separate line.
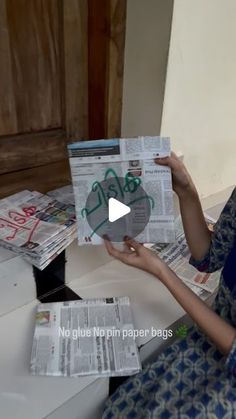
[102, 188, 236, 418]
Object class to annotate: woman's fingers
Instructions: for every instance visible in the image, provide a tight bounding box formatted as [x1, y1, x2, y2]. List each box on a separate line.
[155, 154, 180, 172]
[154, 156, 170, 166]
[170, 151, 180, 161]
[155, 150, 180, 166]
[124, 237, 142, 250]
[123, 241, 133, 253]
[104, 238, 120, 258]
[104, 238, 133, 263]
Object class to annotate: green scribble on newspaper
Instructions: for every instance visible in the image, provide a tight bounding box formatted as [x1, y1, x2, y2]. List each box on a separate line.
[81, 168, 154, 237]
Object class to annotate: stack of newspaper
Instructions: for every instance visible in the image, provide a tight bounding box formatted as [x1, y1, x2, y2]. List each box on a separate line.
[30, 297, 141, 377]
[0, 189, 77, 270]
[150, 214, 221, 296]
[47, 184, 75, 205]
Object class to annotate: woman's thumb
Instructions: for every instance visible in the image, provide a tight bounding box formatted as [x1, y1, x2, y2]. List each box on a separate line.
[154, 156, 170, 166]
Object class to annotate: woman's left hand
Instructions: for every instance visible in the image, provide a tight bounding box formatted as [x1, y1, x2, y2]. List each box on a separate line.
[104, 236, 168, 278]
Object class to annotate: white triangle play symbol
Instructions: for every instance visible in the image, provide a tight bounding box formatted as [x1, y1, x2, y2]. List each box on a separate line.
[108, 198, 131, 222]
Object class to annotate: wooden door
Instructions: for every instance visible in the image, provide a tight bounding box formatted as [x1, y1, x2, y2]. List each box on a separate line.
[0, 0, 126, 198]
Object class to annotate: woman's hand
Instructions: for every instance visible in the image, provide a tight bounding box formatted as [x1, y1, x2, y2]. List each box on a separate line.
[104, 236, 169, 279]
[155, 152, 196, 198]
[156, 151, 211, 260]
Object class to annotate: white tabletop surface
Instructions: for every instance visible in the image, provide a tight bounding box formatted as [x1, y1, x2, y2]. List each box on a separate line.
[69, 260, 185, 347]
[0, 185, 233, 419]
[0, 300, 103, 419]
[0, 255, 35, 316]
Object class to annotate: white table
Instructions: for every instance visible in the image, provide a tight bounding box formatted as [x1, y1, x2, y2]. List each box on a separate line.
[0, 247, 112, 419]
[0, 186, 232, 419]
[0, 300, 109, 419]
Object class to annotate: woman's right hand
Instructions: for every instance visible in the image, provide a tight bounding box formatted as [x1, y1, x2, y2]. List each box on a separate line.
[154, 151, 196, 198]
[104, 236, 169, 279]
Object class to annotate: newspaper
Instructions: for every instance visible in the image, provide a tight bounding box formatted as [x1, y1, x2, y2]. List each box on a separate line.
[0, 190, 77, 269]
[68, 137, 175, 245]
[47, 185, 75, 205]
[150, 214, 220, 294]
[30, 297, 141, 377]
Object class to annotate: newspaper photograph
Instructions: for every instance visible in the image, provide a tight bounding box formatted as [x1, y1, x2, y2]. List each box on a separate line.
[30, 297, 141, 377]
[150, 214, 220, 294]
[68, 137, 175, 245]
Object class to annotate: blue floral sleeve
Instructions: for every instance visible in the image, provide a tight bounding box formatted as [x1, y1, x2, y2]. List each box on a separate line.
[225, 338, 236, 377]
[189, 188, 236, 273]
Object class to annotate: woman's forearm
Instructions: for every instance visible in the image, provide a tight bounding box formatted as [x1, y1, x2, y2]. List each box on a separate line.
[178, 186, 212, 260]
[158, 265, 236, 355]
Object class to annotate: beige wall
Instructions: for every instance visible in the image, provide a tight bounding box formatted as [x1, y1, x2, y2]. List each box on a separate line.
[122, 0, 236, 197]
[121, 0, 173, 137]
[161, 0, 236, 197]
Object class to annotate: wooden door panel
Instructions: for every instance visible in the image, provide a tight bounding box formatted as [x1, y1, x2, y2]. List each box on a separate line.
[0, 0, 62, 135]
[88, 0, 126, 139]
[0, 159, 71, 198]
[63, 0, 88, 138]
[0, 0, 18, 135]
[107, 0, 127, 138]
[0, 129, 67, 174]
[0, 0, 126, 198]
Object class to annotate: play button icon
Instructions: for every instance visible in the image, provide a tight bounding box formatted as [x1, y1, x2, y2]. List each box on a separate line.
[108, 198, 131, 222]
[83, 175, 152, 242]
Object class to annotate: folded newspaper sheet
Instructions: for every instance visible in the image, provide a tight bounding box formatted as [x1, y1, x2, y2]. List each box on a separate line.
[0, 189, 77, 270]
[68, 137, 175, 245]
[151, 214, 220, 295]
[48, 185, 75, 205]
[30, 297, 141, 377]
